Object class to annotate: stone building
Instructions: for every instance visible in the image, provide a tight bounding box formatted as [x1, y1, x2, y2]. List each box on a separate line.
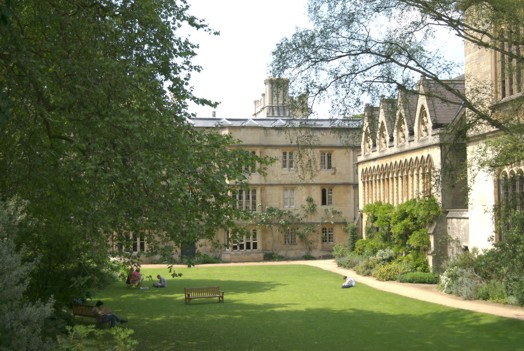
[358, 8, 524, 270]
[357, 77, 468, 269]
[464, 14, 524, 248]
[189, 78, 363, 262]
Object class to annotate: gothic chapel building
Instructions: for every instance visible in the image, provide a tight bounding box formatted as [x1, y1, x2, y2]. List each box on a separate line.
[358, 77, 469, 269]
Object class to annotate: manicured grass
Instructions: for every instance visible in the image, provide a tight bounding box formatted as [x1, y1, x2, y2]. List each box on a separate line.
[95, 265, 524, 351]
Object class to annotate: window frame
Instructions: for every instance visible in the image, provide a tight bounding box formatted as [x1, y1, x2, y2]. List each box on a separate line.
[321, 188, 333, 206]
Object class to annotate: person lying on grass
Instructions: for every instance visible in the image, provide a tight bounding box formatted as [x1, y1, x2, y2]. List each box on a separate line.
[92, 300, 127, 328]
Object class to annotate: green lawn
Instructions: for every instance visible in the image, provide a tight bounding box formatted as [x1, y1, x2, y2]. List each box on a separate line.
[94, 264, 524, 351]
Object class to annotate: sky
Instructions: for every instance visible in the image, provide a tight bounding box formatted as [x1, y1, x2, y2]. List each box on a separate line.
[185, 0, 464, 119]
[186, 0, 310, 119]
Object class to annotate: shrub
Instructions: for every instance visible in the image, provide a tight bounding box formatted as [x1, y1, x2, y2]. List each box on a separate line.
[398, 272, 438, 284]
[375, 247, 395, 263]
[336, 252, 365, 269]
[263, 252, 285, 261]
[195, 254, 222, 264]
[354, 238, 387, 256]
[56, 325, 138, 351]
[373, 260, 411, 281]
[439, 267, 483, 300]
[346, 222, 359, 252]
[332, 244, 349, 259]
[302, 253, 316, 260]
[354, 257, 379, 276]
[476, 280, 507, 303]
[373, 263, 400, 281]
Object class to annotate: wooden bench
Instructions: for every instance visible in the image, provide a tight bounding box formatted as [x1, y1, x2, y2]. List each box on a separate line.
[71, 304, 110, 327]
[184, 287, 224, 304]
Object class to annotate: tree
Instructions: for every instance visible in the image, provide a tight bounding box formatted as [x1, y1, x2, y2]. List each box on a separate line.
[0, 0, 267, 306]
[270, 0, 524, 135]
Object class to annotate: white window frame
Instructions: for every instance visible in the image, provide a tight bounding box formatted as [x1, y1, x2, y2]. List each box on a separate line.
[282, 151, 295, 170]
[226, 229, 259, 252]
[283, 188, 295, 208]
[320, 151, 333, 170]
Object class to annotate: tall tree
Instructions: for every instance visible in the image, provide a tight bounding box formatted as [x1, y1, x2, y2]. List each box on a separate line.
[0, 0, 267, 306]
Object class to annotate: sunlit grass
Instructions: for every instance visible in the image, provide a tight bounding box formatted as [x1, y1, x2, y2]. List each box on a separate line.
[95, 264, 524, 351]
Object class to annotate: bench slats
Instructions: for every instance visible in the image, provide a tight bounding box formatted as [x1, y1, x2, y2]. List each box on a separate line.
[72, 304, 109, 326]
[184, 286, 224, 304]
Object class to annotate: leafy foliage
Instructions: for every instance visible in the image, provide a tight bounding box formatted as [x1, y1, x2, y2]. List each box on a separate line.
[439, 213, 524, 305]
[0, 0, 267, 307]
[339, 197, 441, 279]
[0, 198, 54, 350]
[56, 325, 138, 351]
[270, 0, 523, 130]
[398, 272, 438, 284]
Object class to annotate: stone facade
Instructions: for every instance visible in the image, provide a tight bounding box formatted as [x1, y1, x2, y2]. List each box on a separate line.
[190, 80, 362, 262]
[465, 17, 524, 248]
[358, 77, 468, 269]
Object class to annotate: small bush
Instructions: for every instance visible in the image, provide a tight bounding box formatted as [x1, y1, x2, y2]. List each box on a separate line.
[336, 252, 365, 269]
[195, 254, 222, 264]
[354, 257, 379, 276]
[375, 247, 395, 263]
[476, 280, 507, 303]
[373, 260, 411, 281]
[373, 263, 400, 281]
[354, 238, 387, 256]
[263, 252, 285, 261]
[439, 267, 483, 300]
[398, 272, 438, 284]
[332, 244, 349, 259]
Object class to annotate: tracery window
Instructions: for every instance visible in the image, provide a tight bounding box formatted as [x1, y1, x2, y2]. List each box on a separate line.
[496, 168, 524, 240]
[498, 29, 523, 99]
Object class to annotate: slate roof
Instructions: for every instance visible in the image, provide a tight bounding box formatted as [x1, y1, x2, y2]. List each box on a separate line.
[419, 77, 465, 127]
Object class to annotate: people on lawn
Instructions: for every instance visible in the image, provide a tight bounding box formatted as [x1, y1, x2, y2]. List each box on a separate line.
[92, 300, 127, 328]
[342, 275, 356, 288]
[153, 274, 167, 288]
[128, 268, 143, 287]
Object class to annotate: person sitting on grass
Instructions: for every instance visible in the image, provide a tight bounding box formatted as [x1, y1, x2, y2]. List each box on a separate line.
[92, 300, 127, 328]
[153, 274, 167, 288]
[129, 268, 143, 287]
[342, 275, 356, 288]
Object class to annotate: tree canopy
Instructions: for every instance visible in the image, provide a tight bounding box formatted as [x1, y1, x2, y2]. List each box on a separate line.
[270, 0, 524, 133]
[0, 0, 266, 305]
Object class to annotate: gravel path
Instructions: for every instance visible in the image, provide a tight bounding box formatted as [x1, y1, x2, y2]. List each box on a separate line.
[143, 259, 524, 320]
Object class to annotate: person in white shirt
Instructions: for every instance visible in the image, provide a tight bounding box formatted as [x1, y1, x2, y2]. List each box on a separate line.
[342, 275, 356, 288]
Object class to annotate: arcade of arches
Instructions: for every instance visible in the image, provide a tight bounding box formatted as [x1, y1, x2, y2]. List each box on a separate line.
[361, 155, 434, 207]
